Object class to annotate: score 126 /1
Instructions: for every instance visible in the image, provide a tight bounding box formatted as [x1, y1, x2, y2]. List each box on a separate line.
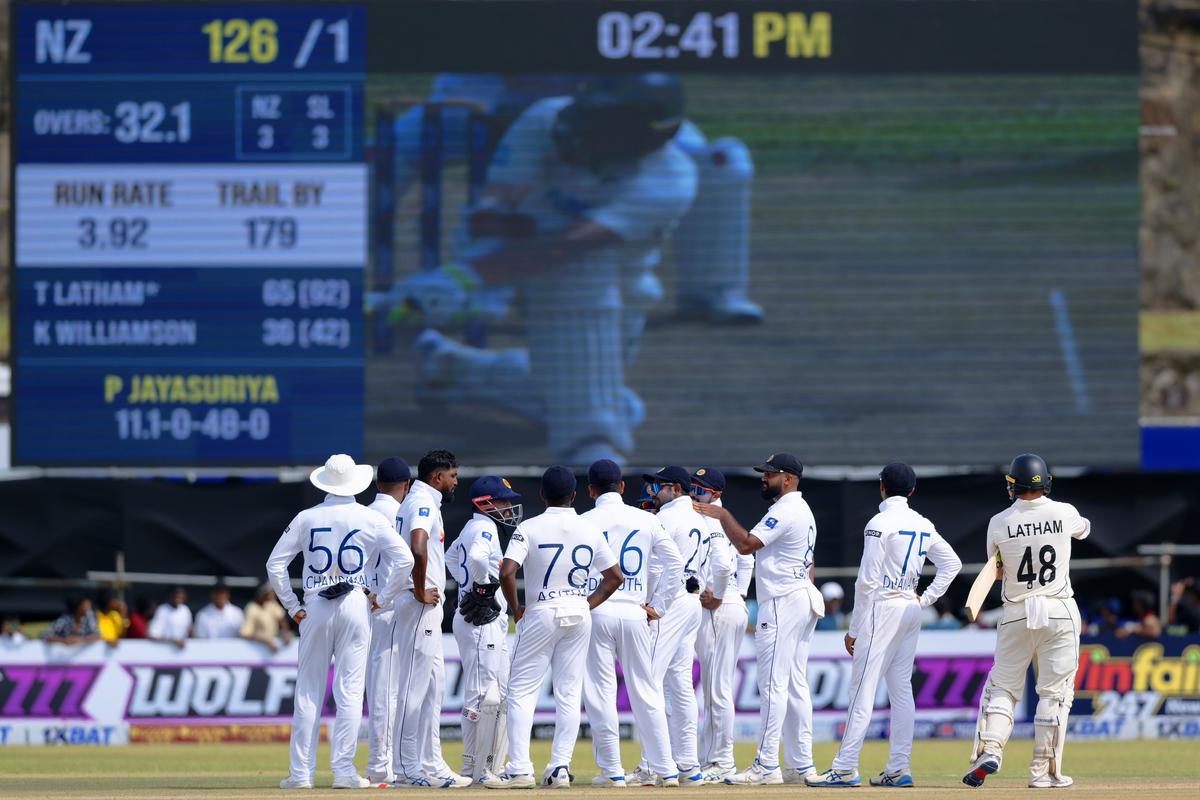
[203, 18, 349, 67]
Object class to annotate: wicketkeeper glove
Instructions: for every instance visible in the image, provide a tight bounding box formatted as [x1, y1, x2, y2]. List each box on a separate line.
[459, 580, 502, 626]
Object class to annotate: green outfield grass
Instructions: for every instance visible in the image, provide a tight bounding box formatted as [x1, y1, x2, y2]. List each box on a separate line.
[1, 739, 1197, 799]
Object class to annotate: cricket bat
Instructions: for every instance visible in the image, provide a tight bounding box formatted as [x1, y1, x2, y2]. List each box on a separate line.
[965, 556, 1000, 623]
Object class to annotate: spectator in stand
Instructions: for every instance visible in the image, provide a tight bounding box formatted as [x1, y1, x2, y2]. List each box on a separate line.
[240, 583, 292, 652]
[1169, 578, 1200, 634]
[126, 596, 156, 639]
[43, 596, 101, 645]
[1085, 598, 1126, 637]
[816, 581, 846, 630]
[148, 585, 192, 648]
[2, 617, 27, 644]
[194, 583, 245, 638]
[95, 592, 128, 646]
[1116, 590, 1162, 639]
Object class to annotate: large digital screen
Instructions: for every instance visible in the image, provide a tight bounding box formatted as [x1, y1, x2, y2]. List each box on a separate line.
[9, 1, 1143, 468]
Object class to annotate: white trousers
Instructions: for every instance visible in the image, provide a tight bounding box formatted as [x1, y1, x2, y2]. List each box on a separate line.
[288, 590, 370, 782]
[391, 594, 447, 781]
[453, 610, 509, 776]
[831, 598, 921, 772]
[697, 601, 749, 769]
[504, 604, 592, 776]
[650, 592, 703, 771]
[365, 608, 400, 781]
[583, 612, 675, 778]
[753, 589, 819, 769]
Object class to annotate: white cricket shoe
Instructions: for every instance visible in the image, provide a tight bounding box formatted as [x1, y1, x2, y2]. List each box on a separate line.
[869, 771, 914, 787]
[331, 774, 371, 789]
[701, 765, 735, 784]
[592, 775, 628, 787]
[725, 760, 783, 785]
[542, 766, 573, 789]
[1028, 773, 1073, 789]
[624, 768, 659, 787]
[428, 770, 473, 789]
[782, 766, 817, 784]
[962, 754, 1001, 788]
[279, 776, 313, 789]
[678, 766, 705, 785]
[804, 768, 861, 787]
[365, 773, 393, 788]
[483, 772, 536, 790]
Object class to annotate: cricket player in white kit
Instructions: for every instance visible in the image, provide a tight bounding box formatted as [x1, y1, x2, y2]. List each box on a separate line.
[266, 454, 414, 790]
[363, 457, 413, 786]
[397, 74, 698, 466]
[391, 450, 471, 788]
[448, 475, 524, 782]
[485, 466, 623, 789]
[964, 454, 1090, 790]
[689, 467, 755, 784]
[579, 459, 685, 787]
[695, 453, 823, 785]
[808, 463, 962, 787]
[634, 465, 718, 784]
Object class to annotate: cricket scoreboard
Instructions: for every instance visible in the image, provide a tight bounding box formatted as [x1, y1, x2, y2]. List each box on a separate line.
[12, 3, 366, 465]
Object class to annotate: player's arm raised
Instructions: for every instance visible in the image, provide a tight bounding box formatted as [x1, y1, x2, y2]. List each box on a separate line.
[265, 515, 306, 624]
[693, 502, 764, 555]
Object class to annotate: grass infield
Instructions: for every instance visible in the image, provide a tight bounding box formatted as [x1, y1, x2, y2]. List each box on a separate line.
[1, 739, 1197, 799]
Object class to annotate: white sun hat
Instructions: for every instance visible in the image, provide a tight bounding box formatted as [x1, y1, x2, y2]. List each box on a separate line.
[309, 454, 374, 497]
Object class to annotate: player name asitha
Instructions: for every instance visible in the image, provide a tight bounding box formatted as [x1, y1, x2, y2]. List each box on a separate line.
[34, 319, 196, 346]
[33, 280, 158, 307]
[1005, 519, 1065, 538]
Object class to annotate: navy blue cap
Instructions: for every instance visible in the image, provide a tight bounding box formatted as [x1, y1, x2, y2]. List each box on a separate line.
[642, 465, 691, 489]
[470, 475, 521, 501]
[880, 462, 917, 495]
[754, 452, 803, 478]
[541, 465, 577, 499]
[587, 459, 623, 486]
[376, 456, 411, 483]
[691, 467, 726, 492]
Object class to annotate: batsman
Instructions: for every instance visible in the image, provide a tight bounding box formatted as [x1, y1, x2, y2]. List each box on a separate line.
[964, 453, 1091, 790]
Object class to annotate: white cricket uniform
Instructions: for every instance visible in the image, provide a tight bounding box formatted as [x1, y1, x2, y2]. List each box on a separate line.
[502, 506, 617, 777]
[581, 492, 684, 779]
[435, 97, 698, 462]
[265, 495, 413, 784]
[364, 492, 404, 783]
[648, 494, 711, 773]
[749, 490, 822, 770]
[390, 479, 452, 782]
[193, 603, 244, 639]
[833, 496, 962, 773]
[447, 512, 510, 778]
[975, 495, 1090, 782]
[697, 498, 754, 771]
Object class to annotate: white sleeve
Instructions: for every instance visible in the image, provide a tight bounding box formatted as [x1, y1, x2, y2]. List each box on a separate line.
[736, 552, 755, 596]
[375, 517, 416, 610]
[848, 528, 886, 640]
[707, 529, 734, 600]
[1068, 505, 1091, 540]
[920, 532, 963, 609]
[586, 150, 697, 242]
[147, 607, 166, 639]
[749, 511, 787, 548]
[467, 527, 497, 585]
[192, 610, 211, 639]
[265, 515, 305, 617]
[504, 524, 531, 565]
[647, 523, 683, 615]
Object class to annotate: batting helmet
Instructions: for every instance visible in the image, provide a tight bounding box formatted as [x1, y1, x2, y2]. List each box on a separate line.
[470, 475, 523, 527]
[553, 73, 685, 169]
[1005, 453, 1052, 499]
